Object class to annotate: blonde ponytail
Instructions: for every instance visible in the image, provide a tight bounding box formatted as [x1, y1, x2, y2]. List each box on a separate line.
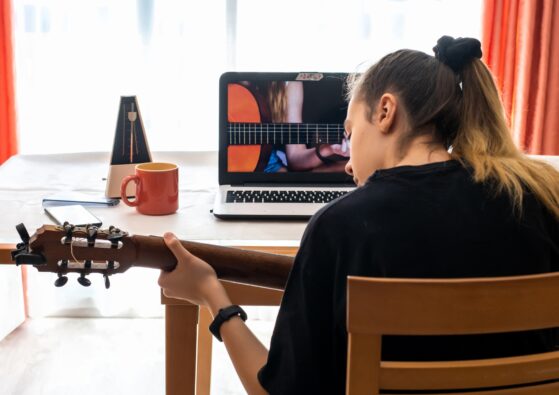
[453, 60, 559, 219]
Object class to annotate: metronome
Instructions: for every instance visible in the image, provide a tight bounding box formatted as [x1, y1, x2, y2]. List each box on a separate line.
[105, 96, 152, 198]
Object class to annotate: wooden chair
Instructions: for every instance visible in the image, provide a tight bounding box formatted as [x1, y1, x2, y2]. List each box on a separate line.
[346, 272, 559, 395]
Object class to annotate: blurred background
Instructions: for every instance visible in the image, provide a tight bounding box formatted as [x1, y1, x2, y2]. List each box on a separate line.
[13, 0, 482, 155]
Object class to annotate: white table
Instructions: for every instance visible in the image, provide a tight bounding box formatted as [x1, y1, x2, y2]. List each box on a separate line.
[0, 151, 307, 243]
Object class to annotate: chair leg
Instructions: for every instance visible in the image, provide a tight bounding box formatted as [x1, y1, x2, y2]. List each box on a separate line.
[346, 333, 381, 395]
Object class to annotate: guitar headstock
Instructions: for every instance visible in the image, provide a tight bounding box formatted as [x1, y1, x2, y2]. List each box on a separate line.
[11, 223, 137, 289]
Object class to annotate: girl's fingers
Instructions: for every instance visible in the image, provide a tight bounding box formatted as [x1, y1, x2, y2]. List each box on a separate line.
[164, 232, 193, 260]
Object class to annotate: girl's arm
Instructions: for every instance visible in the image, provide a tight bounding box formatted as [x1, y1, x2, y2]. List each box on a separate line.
[158, 233, 269, 395]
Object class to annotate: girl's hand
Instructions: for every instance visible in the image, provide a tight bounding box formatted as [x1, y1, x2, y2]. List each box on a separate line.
[158, 232, 226, 308]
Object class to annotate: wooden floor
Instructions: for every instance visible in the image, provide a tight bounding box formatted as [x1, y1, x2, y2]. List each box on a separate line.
[0, 317, 275, 395]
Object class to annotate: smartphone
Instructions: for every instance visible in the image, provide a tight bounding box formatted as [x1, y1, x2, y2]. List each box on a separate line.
[44, 205, 103, 227]
[42, 192, 119, 207]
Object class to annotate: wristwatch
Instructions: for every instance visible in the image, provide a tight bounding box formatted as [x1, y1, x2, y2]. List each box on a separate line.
[209, 305, 247, 342]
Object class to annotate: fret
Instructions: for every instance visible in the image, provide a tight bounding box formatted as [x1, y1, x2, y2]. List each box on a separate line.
[288, 123, 291, 145]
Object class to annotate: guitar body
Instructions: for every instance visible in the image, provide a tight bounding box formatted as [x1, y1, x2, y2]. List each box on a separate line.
[227, 84, 272, 172]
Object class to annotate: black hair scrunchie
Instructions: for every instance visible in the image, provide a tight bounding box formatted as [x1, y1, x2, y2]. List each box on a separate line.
[433, 35, 482, 73]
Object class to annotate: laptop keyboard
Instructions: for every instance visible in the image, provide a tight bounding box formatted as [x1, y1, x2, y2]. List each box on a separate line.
[226, 190, 349, 203]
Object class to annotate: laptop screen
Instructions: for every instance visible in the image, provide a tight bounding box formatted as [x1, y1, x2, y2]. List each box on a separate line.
[219, 72, 354, 185]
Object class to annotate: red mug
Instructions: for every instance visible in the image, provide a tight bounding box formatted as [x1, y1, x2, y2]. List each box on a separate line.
[120, 162, 179, 215]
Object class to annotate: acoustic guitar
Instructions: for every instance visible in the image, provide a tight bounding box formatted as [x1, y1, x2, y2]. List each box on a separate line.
[9, 223, 293, 290]
[227, 83, 345, 172]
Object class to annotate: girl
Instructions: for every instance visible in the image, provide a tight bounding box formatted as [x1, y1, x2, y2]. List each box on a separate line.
[159, 36, 559, 394]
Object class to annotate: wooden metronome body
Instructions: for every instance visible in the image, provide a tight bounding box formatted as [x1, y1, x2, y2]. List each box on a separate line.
[105, 96, 152, 198]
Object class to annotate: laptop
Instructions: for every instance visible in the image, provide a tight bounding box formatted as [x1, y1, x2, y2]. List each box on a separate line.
[213, 72, 356, 219]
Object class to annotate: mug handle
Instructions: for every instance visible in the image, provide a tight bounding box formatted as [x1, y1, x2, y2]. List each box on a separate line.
[121, 175, 140, 207]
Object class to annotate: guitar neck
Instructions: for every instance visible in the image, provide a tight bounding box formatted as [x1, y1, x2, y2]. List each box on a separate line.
[227, 122, 344, 145]
[131, 235, 294, 290]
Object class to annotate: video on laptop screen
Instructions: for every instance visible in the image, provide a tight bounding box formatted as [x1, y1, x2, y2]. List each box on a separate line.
[226, 76, 349, 173]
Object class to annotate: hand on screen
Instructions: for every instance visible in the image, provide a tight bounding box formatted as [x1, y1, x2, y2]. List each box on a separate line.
[321, 137, 350, 158]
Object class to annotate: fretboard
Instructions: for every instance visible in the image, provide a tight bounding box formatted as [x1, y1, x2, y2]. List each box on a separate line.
[132, 235, 294, 290]
[227, 122, 344, 145]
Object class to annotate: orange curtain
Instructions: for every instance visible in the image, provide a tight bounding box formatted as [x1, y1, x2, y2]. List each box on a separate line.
[482, 0, 559, 154]
[0, 0, 24, 318]
[0, 0, 17, 164]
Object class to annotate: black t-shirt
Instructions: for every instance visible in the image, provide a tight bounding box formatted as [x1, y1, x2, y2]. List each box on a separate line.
[258, 160, 559, 394]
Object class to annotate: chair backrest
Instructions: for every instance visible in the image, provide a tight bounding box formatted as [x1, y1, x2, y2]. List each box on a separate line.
[346, 272, 559, 395]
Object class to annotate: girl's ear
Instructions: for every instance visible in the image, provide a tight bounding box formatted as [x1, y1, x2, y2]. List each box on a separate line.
[376, 93, 398, 134]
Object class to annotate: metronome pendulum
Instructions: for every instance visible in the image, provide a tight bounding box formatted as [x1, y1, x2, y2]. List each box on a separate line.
[128, 103, 138, 163]
[121, 102, 126, 157]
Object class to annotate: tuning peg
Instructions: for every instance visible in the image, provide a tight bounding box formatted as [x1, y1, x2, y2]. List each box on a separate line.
[86, 225, 98, 247]
[77, 273, 91, 287]
[54, 274, 68, 287]
[104, 274, 111, 289]
[15, 223, 31, 244]
[108, 226, 126, 242]
[13, 252, 46, 266]
[63, 222, 75, 244]
[108, 225, 120, 233]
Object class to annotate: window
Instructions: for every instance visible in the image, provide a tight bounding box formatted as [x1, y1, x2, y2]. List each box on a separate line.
[13, 0, 482, 155]
[13, 0, 227, 154]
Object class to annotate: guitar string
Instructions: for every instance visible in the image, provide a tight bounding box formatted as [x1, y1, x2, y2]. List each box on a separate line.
[227, 125, 343, 128]
[226, 123, 344, 126]
[227, 131, 342, 134]
[70, 239, 80, 265]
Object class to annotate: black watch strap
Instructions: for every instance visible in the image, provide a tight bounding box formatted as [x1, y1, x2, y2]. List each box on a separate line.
[209, 305, 247, 342]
